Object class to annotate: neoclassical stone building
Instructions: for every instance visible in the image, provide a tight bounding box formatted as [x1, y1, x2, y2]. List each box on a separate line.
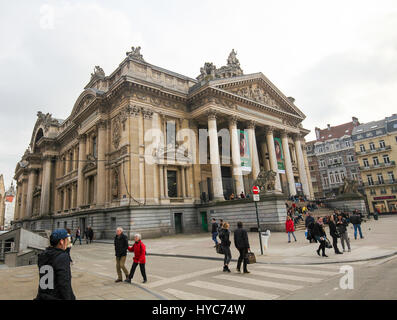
[13, 47, 313, 238]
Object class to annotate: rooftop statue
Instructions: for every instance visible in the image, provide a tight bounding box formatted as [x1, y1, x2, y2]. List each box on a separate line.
[91, 65, 105, 78]
[126, 46, 145, 61]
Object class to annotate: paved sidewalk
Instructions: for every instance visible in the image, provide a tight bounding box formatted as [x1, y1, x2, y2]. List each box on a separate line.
[98, 215, 397, 265]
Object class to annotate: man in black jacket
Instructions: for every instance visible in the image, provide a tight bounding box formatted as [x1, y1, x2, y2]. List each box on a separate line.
[312, 218, 328, 257]
[35, 229, 76, 300]
[350, 211, 364, 240]
[234, 221, 250, 273]
[211, 218, 219, 247]
[114, 227, 129, 282]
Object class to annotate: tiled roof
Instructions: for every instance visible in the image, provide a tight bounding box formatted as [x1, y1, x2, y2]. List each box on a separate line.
[315, 121, 357, 142]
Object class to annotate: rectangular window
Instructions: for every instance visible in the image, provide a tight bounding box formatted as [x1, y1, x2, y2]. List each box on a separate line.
[320, 160, 325, 167]
[348, 155, 355, 162]
[360, 144, 365, 152]
[383, 154, 390, 164]
[352, 172, 358, 180]
[166, 121, 176, 147]
[373, 156, 379, 166]
[92, 136, 97, 158]
[379, 140, 386, 148]
[388, 171, 395, 183]
[363, 158, 369, 167]
[369, 142, 375, 150]
[330, 173, 335, 184]
[167, 170, 178, 198]
[377, 173, 384, 185]
[367, 175, 374, 186]
[345, 141, 351, 147]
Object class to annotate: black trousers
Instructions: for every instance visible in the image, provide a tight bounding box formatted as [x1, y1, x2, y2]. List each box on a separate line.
[128, 262, 147, 281]
[317, 240, 326, 255]
[237, 248, 248, 272]
[331, 235, 341, 253]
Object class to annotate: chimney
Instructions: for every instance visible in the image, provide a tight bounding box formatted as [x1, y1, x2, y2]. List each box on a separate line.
[352, 116, 359, 126]
[327, 124, 331, 130]
[315, 127, 320, 140]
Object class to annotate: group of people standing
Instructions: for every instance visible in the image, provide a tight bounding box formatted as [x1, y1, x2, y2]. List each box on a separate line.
[211, 218, 252, 274]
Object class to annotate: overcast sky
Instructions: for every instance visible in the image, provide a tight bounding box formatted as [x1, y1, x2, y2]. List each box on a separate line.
[1, 0, 397, 187]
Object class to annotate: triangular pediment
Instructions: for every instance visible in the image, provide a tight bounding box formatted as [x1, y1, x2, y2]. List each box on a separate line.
[209, 73, 305, 119]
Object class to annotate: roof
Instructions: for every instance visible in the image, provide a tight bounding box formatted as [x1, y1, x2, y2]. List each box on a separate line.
[315, 121, 357, 142]
[352, 119, 386, 135]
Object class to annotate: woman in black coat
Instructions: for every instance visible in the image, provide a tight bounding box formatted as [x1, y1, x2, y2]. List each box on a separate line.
[328, 215, 342, 254]
[219, 222, 232, 272]
[312, 217, 328, 257]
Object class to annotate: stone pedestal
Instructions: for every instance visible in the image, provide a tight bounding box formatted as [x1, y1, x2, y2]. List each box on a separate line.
[326, 194, 367, 214]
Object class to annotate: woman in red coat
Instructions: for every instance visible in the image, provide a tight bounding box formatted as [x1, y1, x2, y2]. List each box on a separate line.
[125, 234, 147, 283]
[286, 216, 297, 243]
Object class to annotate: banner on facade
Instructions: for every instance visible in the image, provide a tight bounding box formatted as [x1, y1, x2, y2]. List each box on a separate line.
[239, 130, 251, 172]
[274, 137, 285, 174]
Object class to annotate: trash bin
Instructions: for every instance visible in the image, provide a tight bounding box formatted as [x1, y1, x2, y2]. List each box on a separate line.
[261, 230, 271, 251]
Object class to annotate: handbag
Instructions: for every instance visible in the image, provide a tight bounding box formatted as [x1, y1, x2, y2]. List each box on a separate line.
[216, 243, 224, 254]
[325, 238, 333, 249]
[246, 252, 256, 264]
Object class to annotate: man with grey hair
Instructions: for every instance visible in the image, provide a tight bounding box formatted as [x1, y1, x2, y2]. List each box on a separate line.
[114, 227, 129, 283]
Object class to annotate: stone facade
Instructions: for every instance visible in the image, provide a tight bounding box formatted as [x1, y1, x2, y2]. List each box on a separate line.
[12, 47, 313, 238]
[0, 175, 5, 230]
[306, 118, 362, 199]
[352, 114, 397, 214]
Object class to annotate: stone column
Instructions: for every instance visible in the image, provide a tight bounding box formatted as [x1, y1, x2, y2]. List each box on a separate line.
[248, 121, 260, 181]
[96, 120, 107, 206]
[294, 135, 310, 197]
[260, 141, 270, 171]
[159, 165, 165, 199]
[77, 134, 86, 207]
[281, 131, 297, 196]
[40, 157, 52, 215]
[25, 169, 36, 218]
[181, 166, 186, 198]
[208, 112, 224, 201]
[164, 166, 168, 198]
[303, 145, 314, 200]
[20, 178, 28, 220]
[229, 117, 244, 194]
[265, 127, 282, 191]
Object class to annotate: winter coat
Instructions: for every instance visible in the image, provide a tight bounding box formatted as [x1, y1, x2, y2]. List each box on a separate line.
[219, 228, 231, 247]
[336, 218, 348, 233]
[312, 223, 326, 239]
[285, 219, 295, 233]
[305, 215, 315, 228]
[35, 247, 76, 300]
[114, 233, 129, 257]
[211, 222, 218, 233]
[234, 227, 250, 249]
[328, 221, 338, 237]
[88, 228, 94, 239]
[128, 240, 146, 264]
[350, 214, 362, 225]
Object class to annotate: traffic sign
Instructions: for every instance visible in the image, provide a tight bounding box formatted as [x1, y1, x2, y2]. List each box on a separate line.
[253, 194, 260, 201]
[252, 186, 259, 194]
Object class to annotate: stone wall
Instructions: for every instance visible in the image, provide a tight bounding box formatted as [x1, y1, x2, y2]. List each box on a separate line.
[327, 198, 367, 214]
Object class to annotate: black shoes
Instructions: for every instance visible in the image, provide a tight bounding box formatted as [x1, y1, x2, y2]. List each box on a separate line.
[142, 280, 147, 284]
[243, 270, 250, 274]
[124, 279, 131, 283]
[336, 251, 343, 254]
[316, 249, 321, 256]
[236, 268, 241, 273]
[322, 254, 328, 257]
[115, 279, 122, 283]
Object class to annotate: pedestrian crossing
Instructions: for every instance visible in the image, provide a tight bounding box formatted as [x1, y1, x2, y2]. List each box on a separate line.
[159, 263, 343, 300]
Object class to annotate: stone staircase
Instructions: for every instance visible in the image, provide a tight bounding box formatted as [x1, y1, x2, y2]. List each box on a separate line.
[292, 207, 336, 231]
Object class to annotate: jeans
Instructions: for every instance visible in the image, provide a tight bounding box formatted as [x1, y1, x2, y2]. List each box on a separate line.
[353, 224, 363, 239]
[222, 246, 232, 266]
[237, 248, 248, 272]
[340, 231, 351, 250]
[128, 262, 147, 281]
[73, 236, 81, 245]
[212, 232, 218, 245]
[287, 232, 296, 242]
[116, 256, 129, 280]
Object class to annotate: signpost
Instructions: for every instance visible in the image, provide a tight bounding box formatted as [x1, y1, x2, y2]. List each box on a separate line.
[252, 186, 263, 255]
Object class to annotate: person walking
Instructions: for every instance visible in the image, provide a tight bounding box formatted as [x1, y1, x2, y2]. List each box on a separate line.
[234, 221, 250, 274]
[219, 222, 232, 272]
[312, 217, 328, 257]
[35, 229, 76, 300]
[125, 234, 147, 284]
[84, 227, 89, 244]
[73, 227, 82, 245]
[88, 226, 94, 244]
[65, 229, 73, 263]
[328, 215, 343, 254]
[350, 211, 364, 240]
[285, 216, 297, 243]
[337, 214, 351, 252]
[211, 218, 219, 247]
[114, 227, 129, 283]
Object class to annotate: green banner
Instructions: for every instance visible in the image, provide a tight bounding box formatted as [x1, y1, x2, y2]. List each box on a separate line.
[239, 130, 251, 172]
[274, 137, 285, 173]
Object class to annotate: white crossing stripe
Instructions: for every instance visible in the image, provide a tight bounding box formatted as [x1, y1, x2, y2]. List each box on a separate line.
[147, 267, 220, 288]
[213, 274, 303, 291]
[257, 265, 338, 276]
[164, 288, 215, 300]
[188, 281, 279, 300]
[250, 271, 323, 283]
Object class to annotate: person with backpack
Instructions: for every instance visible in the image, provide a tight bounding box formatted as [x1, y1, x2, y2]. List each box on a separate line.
[35, 229, 76, 300]
[350, 211, 364, 240]
[219, 222, 232, 272]
[285, 216, 297, 243]
[234, 221, 250, 274]
[312, 217, 328, 257]
[337, 214, 351, 252]
[125, 234, 147, 284]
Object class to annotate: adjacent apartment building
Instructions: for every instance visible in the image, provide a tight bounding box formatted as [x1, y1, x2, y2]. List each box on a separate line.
[352, 114, 397, 214]
[306, 118, 361, 199]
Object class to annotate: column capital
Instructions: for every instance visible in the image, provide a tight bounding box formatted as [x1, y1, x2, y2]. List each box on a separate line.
[96, 119, 108, 130]
[292, 132, 303, 141]
[228, 115, 239, 126]
[248, 120, 257, 129]
[264, 126, 275, 135]
[78, 134, 87, 142]
[281, 129, 291, 139]
[207, 110, 217, 120]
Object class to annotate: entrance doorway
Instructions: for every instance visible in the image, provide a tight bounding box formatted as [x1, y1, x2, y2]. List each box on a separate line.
[200, 212, 208, 232]
[79, 217, 86, 238]
[174, 213, 183, 234]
